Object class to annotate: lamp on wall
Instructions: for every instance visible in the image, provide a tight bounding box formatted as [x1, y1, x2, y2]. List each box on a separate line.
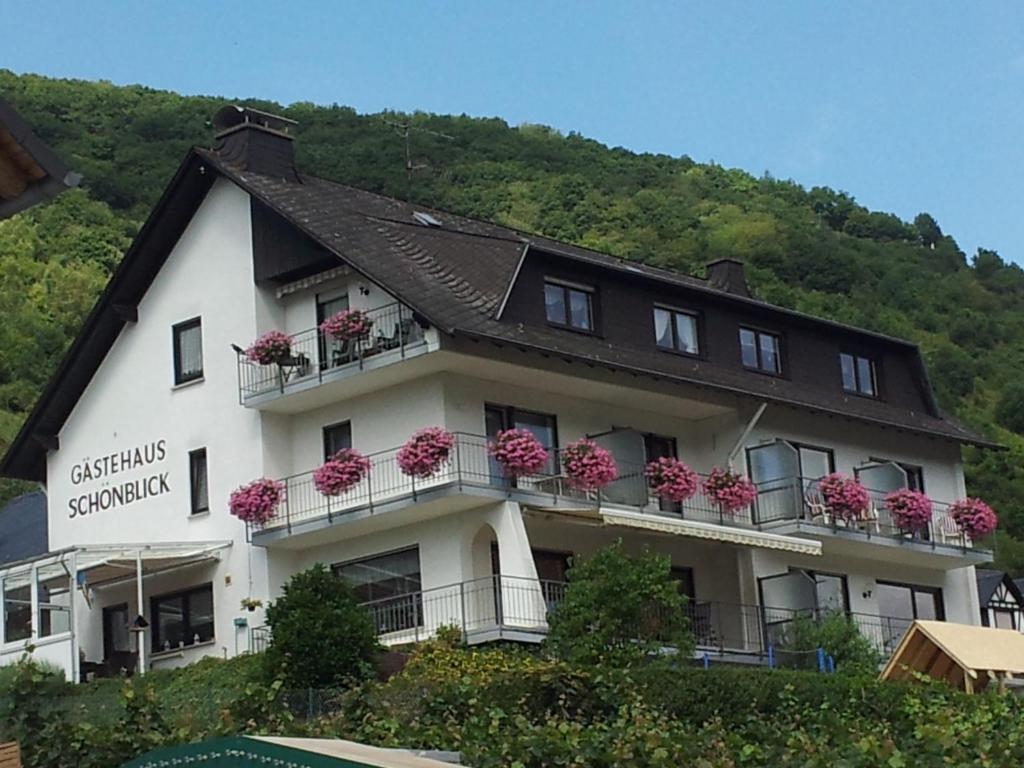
[359, 285, 371, 296]
[862, 589, 873, 600]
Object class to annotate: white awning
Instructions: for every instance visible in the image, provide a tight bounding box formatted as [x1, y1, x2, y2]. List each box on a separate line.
[600, 510, 822, 556]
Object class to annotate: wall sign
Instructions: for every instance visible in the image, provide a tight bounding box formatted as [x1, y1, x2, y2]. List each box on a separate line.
[68, 440, 169, 518]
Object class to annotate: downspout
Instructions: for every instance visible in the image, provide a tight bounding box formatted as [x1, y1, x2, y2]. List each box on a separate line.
[727, 402, 768, 470]
[136, 551, 146, 676]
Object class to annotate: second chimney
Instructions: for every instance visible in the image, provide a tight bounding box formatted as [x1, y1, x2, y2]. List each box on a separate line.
[705, 258, 751, 297]
[212, 105, 299, 182]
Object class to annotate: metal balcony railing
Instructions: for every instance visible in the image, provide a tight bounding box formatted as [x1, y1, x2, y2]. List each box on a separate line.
[753, 477, 973, 549]
[357, 575, 911, 662]
[254, 437, 976, 553]
[236, 302, 424, 401]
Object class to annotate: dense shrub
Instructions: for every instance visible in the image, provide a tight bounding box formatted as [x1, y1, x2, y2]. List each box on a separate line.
[544, 542, 694, 666]
[777, 611, 884, 675]
[264, 564, 380, 689]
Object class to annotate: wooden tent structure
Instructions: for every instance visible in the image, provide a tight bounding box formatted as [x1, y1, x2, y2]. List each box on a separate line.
[881, 620, 1024, 694]
[124, 736, 461, 768]
[0, 743, 21, 768]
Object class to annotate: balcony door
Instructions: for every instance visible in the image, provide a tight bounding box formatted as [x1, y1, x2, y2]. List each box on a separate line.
[855, 462, 910, 534]
[747, 440, 799, 522]
[485, 405, 559, 483]
[316, 293, 349, 370]
[758, 569, 849, 647]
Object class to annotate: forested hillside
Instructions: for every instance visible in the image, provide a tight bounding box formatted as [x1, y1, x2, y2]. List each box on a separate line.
[3, 69, 1024, 568]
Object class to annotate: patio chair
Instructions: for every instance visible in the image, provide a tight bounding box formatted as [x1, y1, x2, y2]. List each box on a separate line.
[804, 488, 831, 525]
[380, 317, 415, 351]
[937, 513, 965, 545]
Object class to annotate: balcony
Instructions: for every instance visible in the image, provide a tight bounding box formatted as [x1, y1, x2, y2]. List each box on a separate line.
[250, 433, 811, 552]
[754, 478, 992, 567]
[357, 575, 910, 663]
[235, 302, 433, 408]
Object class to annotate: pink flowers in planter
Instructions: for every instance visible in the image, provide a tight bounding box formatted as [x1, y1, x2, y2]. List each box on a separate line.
[397, 427, 456, 479]
[314, 448, 372, 496]
[645, 457, 699, 503]
[245, 330, 293, 365]
[818, 473, 871, 523]
[561, 438, 619, 491]
[488, 428, 550, 478]
[319, 308, 373, 341]
[950, 498, 998, 538]
[229, 478, 285, 525]
[884, 488, 933, 532]
[703, 468, 758, 513]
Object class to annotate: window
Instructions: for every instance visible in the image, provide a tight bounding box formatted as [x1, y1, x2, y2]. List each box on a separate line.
[670, 566, 696, 600]
[317, 293, 349, 369]
[151, 583, 214, 652]
[36, 563, 71, 638]
[322, 421, 353, 460]
[653, 307, 700, 355]
[3, 575, 31, 643]
[876, 581, 943, 649]
[103, 603, 131, 660]
[485, 404, 559, 477]
[172, 318, 203, 384]
[335, 548, 422, 632]
[840, 353, 877, 397]
[739, 327, 781, 374]
[544, 280, 594, 332]
[189, 449, 209, 515]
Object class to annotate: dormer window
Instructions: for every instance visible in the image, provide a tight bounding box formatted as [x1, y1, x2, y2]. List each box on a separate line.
[739, 327, 781, 375]
[841, 353, 878, 397]
[544, 280, 594, 332]
[653, 307, 699, 356]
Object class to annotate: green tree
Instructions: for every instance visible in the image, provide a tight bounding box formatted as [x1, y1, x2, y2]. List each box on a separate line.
[545, 542, 693, 666]
[996, 384, 1024, 435]
[264, 564, 379, 689]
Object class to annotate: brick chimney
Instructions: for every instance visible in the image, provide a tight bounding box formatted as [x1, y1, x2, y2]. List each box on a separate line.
[212, 105, 299, 182]
[705, 258, 750, 297]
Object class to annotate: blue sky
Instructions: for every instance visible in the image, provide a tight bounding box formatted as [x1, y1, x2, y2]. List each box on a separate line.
[6, 1, 1024, 262]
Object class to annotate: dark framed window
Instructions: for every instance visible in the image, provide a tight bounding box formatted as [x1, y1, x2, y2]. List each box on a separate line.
[670, 566, 696, 600]
[876, 581, 944, 649]
[172, 318, 203, 384]
[2, 577, 31, 643]
[739, 327, 781, 374]
[102, 603, 131, 660]
[335, 547, 422, 632]
[544, 280, 594, 332]
[189, 448, 209, 515]
[322, 421, 353, 460]
[485, 404, 559, 476]
[317, 293, 350, 369]
[840, 353, 878, 397]
[151, 583, 214, 652]
[653, 307, 700, 356]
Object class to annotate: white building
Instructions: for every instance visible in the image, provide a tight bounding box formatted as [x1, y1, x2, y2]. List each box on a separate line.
[0, 106, 995, 681]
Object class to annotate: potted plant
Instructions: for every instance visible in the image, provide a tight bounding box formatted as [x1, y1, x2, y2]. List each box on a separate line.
[703, 467, 758, 513]
[949, 498, 998, 539]
[818, 473, 871, 524]
[884, 488, 933, 534]
[561, 438, 619, 491]
[240, 597, 263, 612]
[645, 457, 699, 503]
[319, 308, 373, 341]
[397, 427, 456, 479]
[314, 448, 372, 496]
[229, 478, 285, 525]
[487, 428, 549, 478]
[245, 330, 293, 366]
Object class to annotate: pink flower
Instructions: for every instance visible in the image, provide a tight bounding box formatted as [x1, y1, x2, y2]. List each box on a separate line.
[245, 330, 292, 365]
[314, 448, 371, 496]
[561, 438, 618, 491]
[818, 473, 871, 523]
[319, 309, 373, 341]
[950, 498, 998, 538]
[645, 457, 699, 502]
[397, 427, 456, 479]
[229, 478, 285, 525]
[487, 429, 549, 478]
[703, 467, 758, 513]
[884, 489, 933, 531]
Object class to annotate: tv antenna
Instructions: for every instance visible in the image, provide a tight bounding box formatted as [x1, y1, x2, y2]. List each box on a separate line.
[382, 119, 454, 184]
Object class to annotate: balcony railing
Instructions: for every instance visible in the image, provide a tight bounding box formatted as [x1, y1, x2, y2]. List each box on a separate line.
[236, 302, 425, 402]
[755, 477, 972, 549]
[358, 575, 910, 662]
[255, 436, 978, 554]
[254, 433, 767, 534]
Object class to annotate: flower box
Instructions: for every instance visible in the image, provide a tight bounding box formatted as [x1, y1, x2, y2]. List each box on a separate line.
[397, 427, 456, 479]
[314, 448, 372, 496]
[561, 438, 618, 491]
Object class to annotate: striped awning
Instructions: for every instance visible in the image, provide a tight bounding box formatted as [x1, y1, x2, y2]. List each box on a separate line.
[601, 509, 822, 556]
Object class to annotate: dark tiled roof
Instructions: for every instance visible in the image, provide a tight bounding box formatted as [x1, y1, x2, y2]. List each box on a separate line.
[0, 490, 48, 566]
[0, 97, 79, 219]
[199, 149, 991, 447]
[977, 569, 1006, 605]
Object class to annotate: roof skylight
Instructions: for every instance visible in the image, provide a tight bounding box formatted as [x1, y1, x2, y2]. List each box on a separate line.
[413, 211, 442, 228]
